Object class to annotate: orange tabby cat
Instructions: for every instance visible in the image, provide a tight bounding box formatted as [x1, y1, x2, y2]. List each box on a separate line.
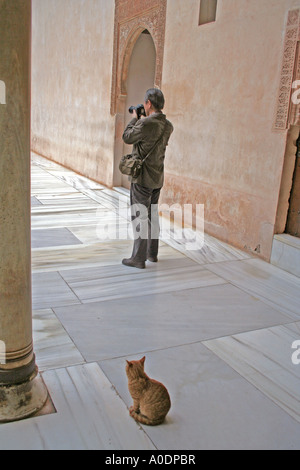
[126, 356, 171, 426]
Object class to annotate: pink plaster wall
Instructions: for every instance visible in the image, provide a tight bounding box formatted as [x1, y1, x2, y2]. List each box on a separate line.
[31, 0, 116, 188]
[161, 0, 300, 260]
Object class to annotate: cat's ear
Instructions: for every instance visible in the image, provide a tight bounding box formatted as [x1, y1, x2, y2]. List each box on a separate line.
[141, 356, 146, 365]
[126, 360, 132, 367]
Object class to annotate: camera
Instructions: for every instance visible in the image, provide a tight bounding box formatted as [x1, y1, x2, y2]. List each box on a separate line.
[129, 104, 146, 120]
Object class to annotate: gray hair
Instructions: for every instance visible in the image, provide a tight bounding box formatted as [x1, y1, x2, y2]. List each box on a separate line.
[144, 88, 165, 111]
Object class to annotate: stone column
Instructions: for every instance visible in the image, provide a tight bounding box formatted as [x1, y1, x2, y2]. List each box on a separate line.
[0, 0, 48, 422]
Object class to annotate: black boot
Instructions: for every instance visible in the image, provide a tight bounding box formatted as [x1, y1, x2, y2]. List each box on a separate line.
[122, 258, 145, 269]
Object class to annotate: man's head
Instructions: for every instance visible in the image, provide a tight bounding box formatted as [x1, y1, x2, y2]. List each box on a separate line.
[144, 88, 165, 116]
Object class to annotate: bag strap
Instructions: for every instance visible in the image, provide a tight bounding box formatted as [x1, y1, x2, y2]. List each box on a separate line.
[142, 121, 167, 164]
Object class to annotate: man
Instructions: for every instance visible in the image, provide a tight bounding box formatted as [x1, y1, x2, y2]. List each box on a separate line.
[122, 88, 174, 269]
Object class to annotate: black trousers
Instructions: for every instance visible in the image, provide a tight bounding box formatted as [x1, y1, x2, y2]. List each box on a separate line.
[130, 183, 161, 262]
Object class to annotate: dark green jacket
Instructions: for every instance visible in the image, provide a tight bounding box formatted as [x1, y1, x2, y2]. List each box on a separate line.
[122, 112, 173, 189]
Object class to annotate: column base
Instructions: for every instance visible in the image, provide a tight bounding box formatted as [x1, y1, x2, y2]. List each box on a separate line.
[0, 369, 48, 423]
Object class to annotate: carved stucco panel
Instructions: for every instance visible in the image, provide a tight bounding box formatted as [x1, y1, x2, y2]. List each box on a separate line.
[111, 1, 167, 115]
[274, 9, 300, 130]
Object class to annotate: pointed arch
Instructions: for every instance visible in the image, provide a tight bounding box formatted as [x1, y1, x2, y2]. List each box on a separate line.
[120, 27, 156, 96]
[110, 0, 167, 115]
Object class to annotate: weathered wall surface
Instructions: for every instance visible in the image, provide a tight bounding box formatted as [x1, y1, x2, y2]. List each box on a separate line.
[31, 0, 300, 260]
[161, 0, 300, 259]
[31, 0, 115, 187]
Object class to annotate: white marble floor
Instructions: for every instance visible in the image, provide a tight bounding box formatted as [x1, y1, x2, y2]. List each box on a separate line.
[0, 153, 300, 450]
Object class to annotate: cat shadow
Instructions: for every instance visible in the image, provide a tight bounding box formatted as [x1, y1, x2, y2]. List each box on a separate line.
[163, 415, 174, 426]
[138, 415, 175, 427]
[127, 406, 174, 427]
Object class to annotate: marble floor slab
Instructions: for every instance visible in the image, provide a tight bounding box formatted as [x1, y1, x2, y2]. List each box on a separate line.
[31, 207, 109, 230]
[31, 172, 71, 184]
[31, 228, 82, 249]
[100, 343, 300, 450]
[59, 256, 197, 284]
[61, 263, 227, 304]
[161, 228, 251, 265]
[31, 240, 136, 273]
[33, 309, 84, 371]
[44, 170, 106, 191]
[204, 322, 300, 423]
[32, 201, 102, 212]
[81, 189, 130, 212]
[9, 153, 297, 450]
[0, 363, 155, 450]
[32, 153, 72, 171]
[53, 284, 292, 362]
[206, 258, 300, 319]
[68, 220, 131, 244]
[35, 194, 98, 206]
[31, 196, 42, 206]
[32, 185, 81, 196]
[32, 271, 81, 309]
[31, 237, 185, 273]
[113, 186, 130, 197]
[271, 234, 300, 277]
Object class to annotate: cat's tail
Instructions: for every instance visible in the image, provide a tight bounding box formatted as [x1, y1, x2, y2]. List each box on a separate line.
[130, 410, 165, 426]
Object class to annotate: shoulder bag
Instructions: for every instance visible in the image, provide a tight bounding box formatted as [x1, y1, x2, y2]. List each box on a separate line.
[119, 123, 166, 179]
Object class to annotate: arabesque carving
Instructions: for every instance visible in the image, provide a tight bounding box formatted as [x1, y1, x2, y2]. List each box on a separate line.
[274, 9, 300, 130]
[111, 0, 167, 115]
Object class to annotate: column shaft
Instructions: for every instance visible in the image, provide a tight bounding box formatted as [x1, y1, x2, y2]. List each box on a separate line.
[0, 0, 47, 422]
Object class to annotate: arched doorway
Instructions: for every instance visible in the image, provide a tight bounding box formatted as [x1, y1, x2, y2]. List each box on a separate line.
[274, 125, 300, 236]
[286, 130, 300, 237]
[273, 14, 300, 240]
[113, 30, 156, 189]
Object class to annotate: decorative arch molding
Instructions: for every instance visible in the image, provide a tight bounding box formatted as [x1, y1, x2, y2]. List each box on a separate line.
[120, 26, 150, 95]
[111, 0, 167, 115]
[274, 9, 300, 130]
